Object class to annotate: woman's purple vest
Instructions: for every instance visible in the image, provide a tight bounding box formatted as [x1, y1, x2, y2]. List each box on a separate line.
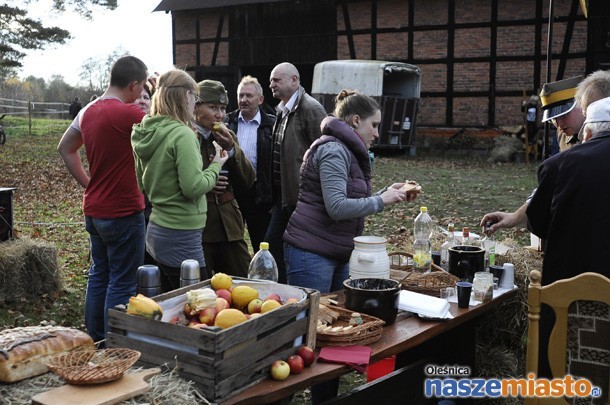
[284, 117, 372, 261]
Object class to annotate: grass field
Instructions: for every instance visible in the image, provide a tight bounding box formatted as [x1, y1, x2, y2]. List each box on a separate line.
[0, 116, 539, 402]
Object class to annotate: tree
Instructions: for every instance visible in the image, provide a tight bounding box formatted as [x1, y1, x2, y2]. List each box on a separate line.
[0, 1, 117, 78]
[79, 47, 128, 93]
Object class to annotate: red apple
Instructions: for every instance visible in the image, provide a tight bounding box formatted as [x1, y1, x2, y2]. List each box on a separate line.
[266, 293, 282, 304]
[287, 355, 304, 375]
[215, 289, 232, 306]
[215, 297, 230, 312]
[188, 320, 206, 329]
[247, 298, 263, 314]
[198, 306, 217, 326]
[270, 360, 290, 381]
[296, 346, 315, 367]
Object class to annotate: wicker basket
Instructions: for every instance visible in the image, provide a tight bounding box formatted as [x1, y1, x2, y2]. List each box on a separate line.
[46, 348, 141, 385]
[389, 251, 459, 297]
[316, 304, 385, 347]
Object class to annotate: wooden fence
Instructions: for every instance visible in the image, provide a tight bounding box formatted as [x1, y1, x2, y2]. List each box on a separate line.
[0, 97, 71, 118]
[0, 97, 71, 136]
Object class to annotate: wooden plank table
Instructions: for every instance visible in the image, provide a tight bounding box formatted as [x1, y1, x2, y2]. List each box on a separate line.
[224, 288, 517, 404]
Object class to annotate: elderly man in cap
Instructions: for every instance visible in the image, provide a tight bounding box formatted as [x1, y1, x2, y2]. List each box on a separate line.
[526, 97, 610, 390]
[193, 80, 255, 278]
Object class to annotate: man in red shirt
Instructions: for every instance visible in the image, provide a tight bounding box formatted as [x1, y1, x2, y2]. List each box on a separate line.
[58, 56, 148, 345]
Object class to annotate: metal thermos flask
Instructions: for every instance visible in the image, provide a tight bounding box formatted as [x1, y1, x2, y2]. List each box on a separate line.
[136, 265, 162, 297]
[180, 259, 201, 287]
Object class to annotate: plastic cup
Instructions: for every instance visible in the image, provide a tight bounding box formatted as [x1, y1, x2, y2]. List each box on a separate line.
[440, 287, 456, 301]
[456, 281, 472, 308]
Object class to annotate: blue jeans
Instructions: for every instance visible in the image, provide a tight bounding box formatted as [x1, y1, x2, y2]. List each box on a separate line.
[264, 201, 295, 284]
[85, 212, 145, 344]
[284, 243, 349, 293]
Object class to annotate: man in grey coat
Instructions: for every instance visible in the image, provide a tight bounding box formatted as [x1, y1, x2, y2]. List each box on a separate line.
[266, 62, 327, 283]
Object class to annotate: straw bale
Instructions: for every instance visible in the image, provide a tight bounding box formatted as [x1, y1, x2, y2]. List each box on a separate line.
[0, 238, 62, 302]
[0, 365, 208, 404]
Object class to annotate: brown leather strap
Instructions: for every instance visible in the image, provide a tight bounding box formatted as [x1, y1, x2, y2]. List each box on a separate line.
[206, 191, 235, 205]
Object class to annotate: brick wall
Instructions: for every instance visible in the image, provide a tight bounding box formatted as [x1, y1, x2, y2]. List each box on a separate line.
[169, 0, 588, 129]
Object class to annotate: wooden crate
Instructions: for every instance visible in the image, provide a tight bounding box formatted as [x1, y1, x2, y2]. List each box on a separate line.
[107, 278, 319, 402]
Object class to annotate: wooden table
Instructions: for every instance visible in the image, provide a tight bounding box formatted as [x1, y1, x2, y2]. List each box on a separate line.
[224, 288, 517, 404]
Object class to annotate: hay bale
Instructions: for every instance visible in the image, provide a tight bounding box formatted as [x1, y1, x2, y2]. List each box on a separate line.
[0, 239, 62, 302]
[488, 135, 524, 162]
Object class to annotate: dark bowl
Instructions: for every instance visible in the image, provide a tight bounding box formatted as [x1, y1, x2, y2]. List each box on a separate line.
[343, 278, 401, 325]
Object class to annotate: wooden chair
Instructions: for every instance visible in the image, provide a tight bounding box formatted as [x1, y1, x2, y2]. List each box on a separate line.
[526, 270, 610, 404]
[524, 127, 539, 164]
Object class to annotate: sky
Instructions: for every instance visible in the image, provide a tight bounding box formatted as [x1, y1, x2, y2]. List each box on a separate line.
[19, 0, 174, 86]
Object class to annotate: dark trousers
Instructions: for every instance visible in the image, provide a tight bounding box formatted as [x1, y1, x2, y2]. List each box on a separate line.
[203, 239, 251, 278]
[264, 201, 295, 284]
[237, 191, 272, 254]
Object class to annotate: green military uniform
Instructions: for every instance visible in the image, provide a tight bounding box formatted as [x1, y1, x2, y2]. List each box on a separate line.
[199, 130, 255, 277]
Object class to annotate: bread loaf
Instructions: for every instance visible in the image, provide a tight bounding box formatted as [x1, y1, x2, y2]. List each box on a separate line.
[0, 325, 94, 383]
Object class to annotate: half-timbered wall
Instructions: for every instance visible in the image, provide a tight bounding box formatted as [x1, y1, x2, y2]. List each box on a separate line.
[164, 0, 589, 128]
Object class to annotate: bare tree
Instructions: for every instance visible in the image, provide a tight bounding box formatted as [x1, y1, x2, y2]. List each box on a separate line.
[78, 47, 128, 92]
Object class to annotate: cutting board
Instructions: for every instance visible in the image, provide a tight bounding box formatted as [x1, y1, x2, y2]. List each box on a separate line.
[32, 368, 161, 405]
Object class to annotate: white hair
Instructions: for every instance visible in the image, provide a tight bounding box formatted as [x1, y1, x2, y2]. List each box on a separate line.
[585, 121, 610, 139]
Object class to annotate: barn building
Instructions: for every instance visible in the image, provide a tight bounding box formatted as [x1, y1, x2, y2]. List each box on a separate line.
[153, 0, 607, 140]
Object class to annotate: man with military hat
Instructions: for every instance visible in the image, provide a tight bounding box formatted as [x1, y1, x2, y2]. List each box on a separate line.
[193, 79, 255, 278]
[540, 75, 584, 152]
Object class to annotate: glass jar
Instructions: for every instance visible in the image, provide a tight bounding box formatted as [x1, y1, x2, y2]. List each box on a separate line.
[472, 271, 494, 303]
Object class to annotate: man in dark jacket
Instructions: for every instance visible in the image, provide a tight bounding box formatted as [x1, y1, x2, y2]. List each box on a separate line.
[225, 75, 275, 254]
[267, 62, 327, 283]
[69, 97, 82, 119]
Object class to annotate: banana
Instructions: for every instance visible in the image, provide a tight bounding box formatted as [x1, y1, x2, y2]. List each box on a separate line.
[126, 294, 163, 320]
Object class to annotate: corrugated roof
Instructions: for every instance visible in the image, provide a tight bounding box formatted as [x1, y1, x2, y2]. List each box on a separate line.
[154, 0, 291, 12]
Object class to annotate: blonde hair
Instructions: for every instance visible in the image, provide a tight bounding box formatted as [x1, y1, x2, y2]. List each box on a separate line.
[333, 89, 380, 124]
[151, 70, 198, 124]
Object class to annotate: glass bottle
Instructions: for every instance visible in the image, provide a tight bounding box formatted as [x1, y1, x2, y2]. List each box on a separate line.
[482, 221, 496, 268]
[413, 207, 433, 273]
[440, 223, 456, 270]
[461, 227, 471, 246]
[248, 242, 279, 281]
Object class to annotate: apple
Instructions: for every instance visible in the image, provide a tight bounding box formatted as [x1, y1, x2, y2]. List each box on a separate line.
[215, 289, 232, 306]
[188, 320, 206, 329]
[270, 360, 290, 381]
[266, 293, 282, 304]
[249, 313, 262, 319]
[285, 297, 299, 304]
[184, 302, 199, 318]
[198, 306, 217, 326]
[215, 297, 230, 312]
[296, 346, 315, 367]
[247, 298, 263, 314]
[287, 355, 304, 375]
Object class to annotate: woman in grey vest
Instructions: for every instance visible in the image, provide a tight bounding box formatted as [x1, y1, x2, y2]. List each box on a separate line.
[283, 90, 420, 294]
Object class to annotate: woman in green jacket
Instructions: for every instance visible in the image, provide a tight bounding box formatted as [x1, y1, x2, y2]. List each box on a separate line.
[132, 69, 229, 291]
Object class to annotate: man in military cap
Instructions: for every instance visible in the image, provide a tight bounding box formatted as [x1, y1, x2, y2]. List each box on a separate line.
[540, 75, 584, 152]
[193, 80, 255, 278]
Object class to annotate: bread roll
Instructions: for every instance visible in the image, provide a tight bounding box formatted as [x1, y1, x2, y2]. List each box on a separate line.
[0, 325, 94, 383]
[400, 181, 421, 192]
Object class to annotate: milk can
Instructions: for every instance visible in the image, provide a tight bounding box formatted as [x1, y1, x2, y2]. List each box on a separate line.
[348, 236, 390, 279]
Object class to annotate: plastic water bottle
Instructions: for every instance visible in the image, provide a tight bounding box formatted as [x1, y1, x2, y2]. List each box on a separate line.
[413, 207, 433, 273]
[248, 242, 279, 282]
